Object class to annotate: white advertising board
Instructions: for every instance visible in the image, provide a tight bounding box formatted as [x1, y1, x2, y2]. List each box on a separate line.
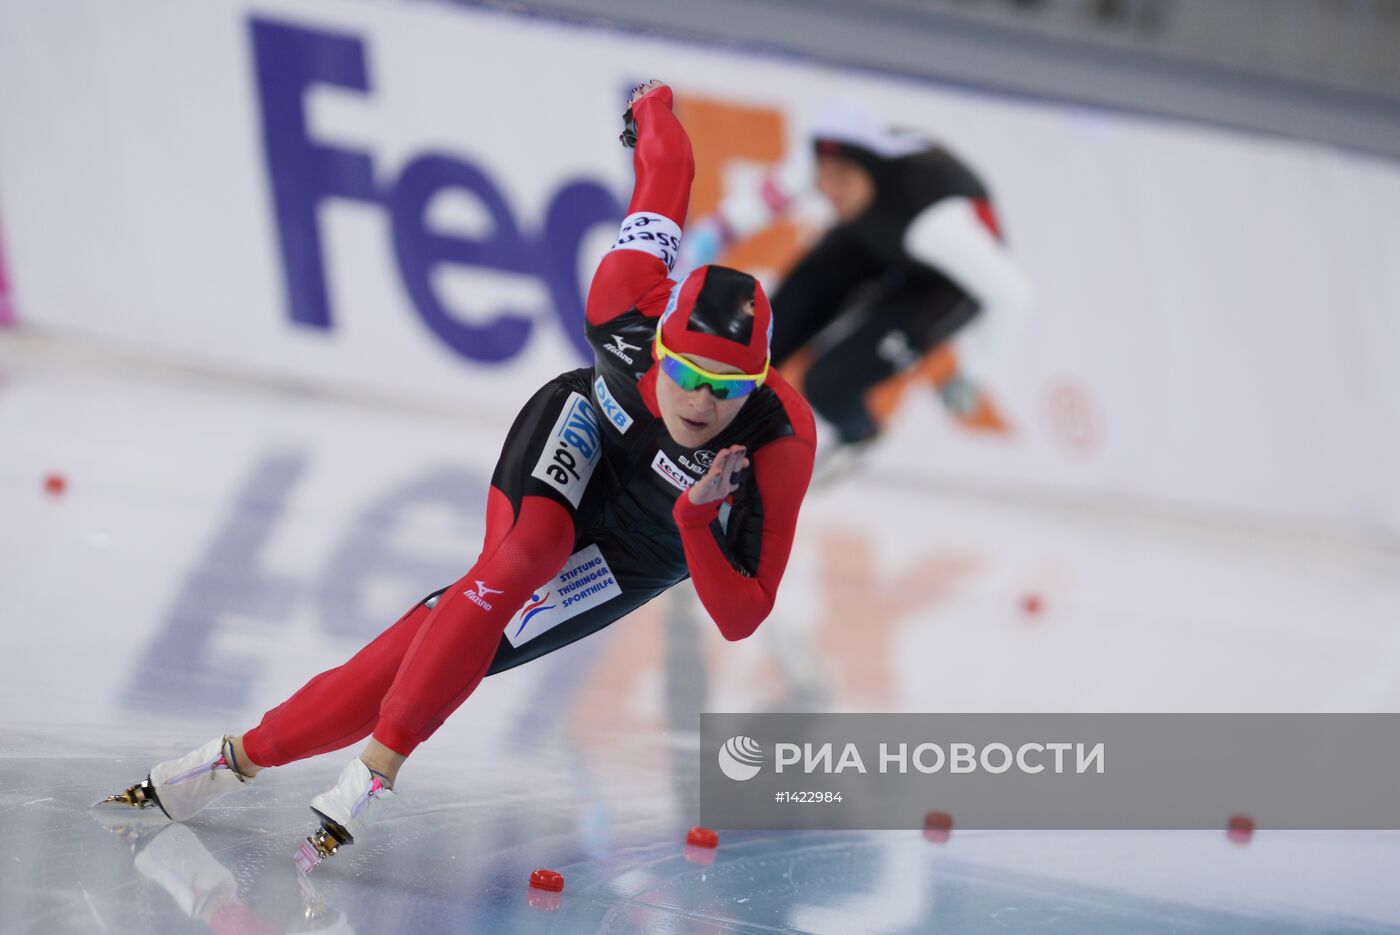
[1, 0, 1397, 532]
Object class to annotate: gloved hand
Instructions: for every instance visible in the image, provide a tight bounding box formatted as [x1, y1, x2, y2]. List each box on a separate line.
[620, 79, 667, 147]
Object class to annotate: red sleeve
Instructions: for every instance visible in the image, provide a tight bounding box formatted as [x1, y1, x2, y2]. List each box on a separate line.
[672, 435, 816, 641]
[625, 87, 694, 222]
[586, 87, 696, 327]
[586, 252, 674, 326]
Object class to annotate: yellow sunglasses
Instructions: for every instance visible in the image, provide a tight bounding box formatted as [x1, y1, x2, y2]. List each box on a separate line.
[653, 331, 769, 400]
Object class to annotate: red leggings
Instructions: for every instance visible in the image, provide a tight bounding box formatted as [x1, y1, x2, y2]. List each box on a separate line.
[241, 489, 574, 765]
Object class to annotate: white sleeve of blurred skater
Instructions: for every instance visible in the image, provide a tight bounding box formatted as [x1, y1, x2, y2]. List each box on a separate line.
[673, 157, 812, 278]
[902, 197, 1033, 386]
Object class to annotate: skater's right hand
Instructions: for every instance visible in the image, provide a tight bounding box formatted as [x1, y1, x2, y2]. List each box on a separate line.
[687, 444, 749, 506]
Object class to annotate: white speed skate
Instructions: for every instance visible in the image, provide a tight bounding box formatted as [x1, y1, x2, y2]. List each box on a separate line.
[295, 758, 398, 874]
[99, 735, 254, 822]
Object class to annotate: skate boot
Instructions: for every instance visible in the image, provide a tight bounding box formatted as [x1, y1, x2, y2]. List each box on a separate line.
[98, 736, 254, 822]
[294, 758, 397, 874]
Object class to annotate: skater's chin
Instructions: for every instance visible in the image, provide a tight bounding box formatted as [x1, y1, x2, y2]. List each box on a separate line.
[669, 416, 714, 446]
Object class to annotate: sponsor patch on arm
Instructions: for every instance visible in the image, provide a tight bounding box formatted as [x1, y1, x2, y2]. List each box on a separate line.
[594, 374, 634, 434]
[608, 212, 682, 272]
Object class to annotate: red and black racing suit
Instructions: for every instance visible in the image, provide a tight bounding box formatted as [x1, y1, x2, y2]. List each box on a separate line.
[241, 87, 815, 766]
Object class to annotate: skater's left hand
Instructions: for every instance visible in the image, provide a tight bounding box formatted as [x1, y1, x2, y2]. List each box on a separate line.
[628, 79, 668, 107]
[621, 80, 669, 148]
[687, 444, 748, 506]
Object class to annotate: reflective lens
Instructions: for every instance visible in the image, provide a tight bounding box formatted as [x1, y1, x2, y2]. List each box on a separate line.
[658, 355, 759, 399]
[653, 333, 768, 400]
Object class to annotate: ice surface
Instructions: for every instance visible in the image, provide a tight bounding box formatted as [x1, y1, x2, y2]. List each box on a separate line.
[3, 334, 1400, 933]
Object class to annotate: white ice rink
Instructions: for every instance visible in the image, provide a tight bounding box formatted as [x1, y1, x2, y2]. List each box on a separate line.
[3, 333, 1400, 933]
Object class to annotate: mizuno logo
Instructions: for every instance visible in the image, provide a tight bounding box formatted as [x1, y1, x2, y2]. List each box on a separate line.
[604, 334, 641, 364]
[465, 579, 504, 611]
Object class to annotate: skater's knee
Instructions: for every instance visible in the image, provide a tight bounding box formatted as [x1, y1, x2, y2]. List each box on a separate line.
[488, 526, 572, 588]
[487, 496, 574, 584]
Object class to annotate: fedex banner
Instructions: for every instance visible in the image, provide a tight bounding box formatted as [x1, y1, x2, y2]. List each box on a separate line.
[0, 0, 1398, 533]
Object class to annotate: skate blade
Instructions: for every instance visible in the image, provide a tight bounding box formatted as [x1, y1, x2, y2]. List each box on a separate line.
[293, 839, 323, 875]
[94, 777, 161, 811]
[293, 821, 352, 875]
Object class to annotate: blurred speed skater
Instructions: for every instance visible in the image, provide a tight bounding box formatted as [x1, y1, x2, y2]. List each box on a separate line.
[681, 101, 1032, 472]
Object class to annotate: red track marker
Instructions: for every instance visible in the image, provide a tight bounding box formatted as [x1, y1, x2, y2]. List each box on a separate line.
[529, 868, 564, 892]
[686, 826, 719, 848]
[922, 810, 953, 844]
[1226, 814, 1254, 845]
